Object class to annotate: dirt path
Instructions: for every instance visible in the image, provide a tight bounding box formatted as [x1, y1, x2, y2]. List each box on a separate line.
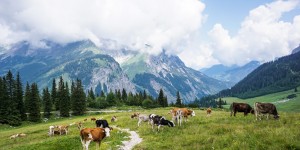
[114, 127, 142, 150]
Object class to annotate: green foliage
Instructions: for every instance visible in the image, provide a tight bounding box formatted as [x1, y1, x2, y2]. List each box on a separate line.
[58, 77, 70, 117]
[16, 72, 26, 121]
[42, 87, 52, 118]
[222, 51, 300, 98]
[71, 79, 86, 116]
[142, 99, 154, 108]
[51, 78, 58, 111]
[175, 91, 182, 107]
[28, 83, 41, 122]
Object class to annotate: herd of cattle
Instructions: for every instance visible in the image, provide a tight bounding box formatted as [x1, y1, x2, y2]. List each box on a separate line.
[9, 102, 279, 150]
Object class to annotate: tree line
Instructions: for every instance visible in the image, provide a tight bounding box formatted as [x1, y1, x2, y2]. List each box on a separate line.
[0, 71, 185, 126]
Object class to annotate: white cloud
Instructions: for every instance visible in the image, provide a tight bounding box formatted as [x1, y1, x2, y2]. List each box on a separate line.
[202, 0, 300, 67]
[0, 0, 205, 55]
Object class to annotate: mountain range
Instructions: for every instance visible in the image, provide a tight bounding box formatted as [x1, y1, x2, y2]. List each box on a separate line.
[201, 61, 260, 86]
[219, 45, 300, 98]
[0, 40, 229, 103]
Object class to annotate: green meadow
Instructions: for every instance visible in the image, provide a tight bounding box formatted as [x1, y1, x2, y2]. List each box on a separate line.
[1, 106, 300, 150]
[222, 86, 300, 112]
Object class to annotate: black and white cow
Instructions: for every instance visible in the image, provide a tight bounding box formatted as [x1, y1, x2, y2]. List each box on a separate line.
[95, 119, 110, 128]
[254, 102, 279, 120]
[151, 115, 174, 131]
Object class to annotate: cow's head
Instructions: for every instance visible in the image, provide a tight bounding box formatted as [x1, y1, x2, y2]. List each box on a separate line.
[250, 109, 255, 114]
[191, 110, 196, 117]
[169, 121, 175, 127]
[104, 127, 112, 137]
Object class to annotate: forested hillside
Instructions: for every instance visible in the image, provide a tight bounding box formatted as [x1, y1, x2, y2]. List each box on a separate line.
[220, 47, 300, 98]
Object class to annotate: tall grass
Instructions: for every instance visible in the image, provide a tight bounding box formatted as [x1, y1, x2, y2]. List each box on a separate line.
[0, 108, 299, 150]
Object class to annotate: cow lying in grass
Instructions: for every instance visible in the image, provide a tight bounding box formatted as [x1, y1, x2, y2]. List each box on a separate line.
[80, 127, 112, 150]
[10, 133, 26, 139]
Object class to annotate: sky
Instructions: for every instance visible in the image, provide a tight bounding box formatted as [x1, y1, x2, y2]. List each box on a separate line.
[0, 0, 299, 69]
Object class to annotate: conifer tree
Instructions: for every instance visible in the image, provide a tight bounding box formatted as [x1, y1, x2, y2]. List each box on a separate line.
[28, 83, 41, 122]
[87, 87, 96, 107]
[58, 77, 69, 117]
[0, 77, 9, 124]
[16, 72, 26, 121]
[175, 91, 182, 107]
[6, 71, 21, 126]
[121, 88, 127, 103]
[24, 82, 31, 113]
[43, 87, 52, 118]
[71, 79, 86, 115]
[157, 89, 164, 107]
[51, 79, 58, 110]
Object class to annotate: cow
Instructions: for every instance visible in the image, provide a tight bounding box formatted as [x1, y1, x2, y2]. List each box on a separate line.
[91, 117, 97, 122]
[230, 102, 254, 117]
[254, 102, 279, 120]
[83, 118, 88, 122]
[131, 112, 140, 119]
[207, 107, 212, 116]
[57, 125, 69, 135]
[137, 114, 150, 127]
[70, 122, 83, 130]
[175, 109, 183, 126]
[80, 127, 112, 150]
[111, 116, 117, 122]
[151, 115, 174, 131]
[95, 120, 113, 131]
[10, 133, 26, 139]
[170, 108, 195, 122]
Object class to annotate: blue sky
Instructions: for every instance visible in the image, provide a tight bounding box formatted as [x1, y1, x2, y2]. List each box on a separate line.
[0, 0, 299, 69]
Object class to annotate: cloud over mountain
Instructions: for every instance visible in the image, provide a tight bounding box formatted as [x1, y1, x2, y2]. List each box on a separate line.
[0, 0, 205, 55]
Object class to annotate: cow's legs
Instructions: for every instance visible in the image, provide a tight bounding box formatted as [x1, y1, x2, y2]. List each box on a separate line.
[234, 111, 236, 117]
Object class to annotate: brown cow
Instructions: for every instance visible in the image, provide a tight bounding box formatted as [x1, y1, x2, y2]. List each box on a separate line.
[206, 107, 212, 116]
[90, 117, 97, 121]
[111, 116, 117, 122]
[254, 102, 279, 120]
[170, 108, 195, 123]
[230, 102, 254, 116]
[80, 127, 112, 150]
[131, 112, 140, 119]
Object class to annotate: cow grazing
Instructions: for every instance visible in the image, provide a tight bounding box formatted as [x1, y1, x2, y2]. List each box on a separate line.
[131, 112, 140, 119]
[90, 117, 97, 121]
[254, 102, 279, 120]
[58, 125, 69, 135]
[151, 115, 174, 131]
[230, 102, 254, 117]
[48, 125, 57, 136]
[170, 108, 195, 122]
[80, 127, 112, 150]
[207, 107, 212, 116]
[137, 114, 150, 127]
[84, 118, 87, 122]
[111, 116, 117, 122]
[95, 120, 112, 130]
[70, 122, 83, 130]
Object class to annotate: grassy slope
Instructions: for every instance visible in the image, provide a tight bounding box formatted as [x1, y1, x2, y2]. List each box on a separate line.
[1, 107, 300, 150]
[223, 86, 300, 112]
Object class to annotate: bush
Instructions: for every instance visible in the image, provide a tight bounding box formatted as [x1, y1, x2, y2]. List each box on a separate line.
[142, 99, 154, 108]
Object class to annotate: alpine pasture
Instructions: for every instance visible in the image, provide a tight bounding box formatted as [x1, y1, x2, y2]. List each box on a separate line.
[1, 107, 300, 150]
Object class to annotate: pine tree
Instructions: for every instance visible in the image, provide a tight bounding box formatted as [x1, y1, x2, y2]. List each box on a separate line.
[51, 79, 58, 111]
[218, 98, 223, 108]
[24, 82, 31, 113]
[175, 91, 182, 107]
[71, 79, 86, 116]
[16, 72, 26, 121]
[6, 71, 21, 126]
[87, 87, 96, 107]
[121, 88, 127, 103]
[43, 87, 52, 118]
[28, 83, 41, 122]
[58, 77, 70, 117]
[157, 89, 164, 107]
[295, 87, 298, 92]
[0, 77, 9, 124]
